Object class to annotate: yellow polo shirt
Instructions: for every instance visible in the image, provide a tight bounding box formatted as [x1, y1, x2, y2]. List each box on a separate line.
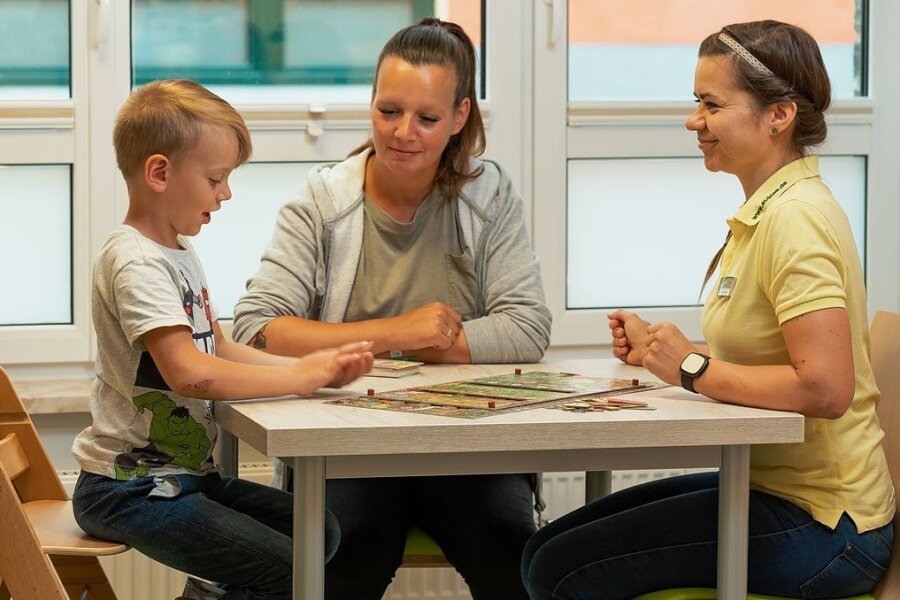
[702, 155, 894, 531]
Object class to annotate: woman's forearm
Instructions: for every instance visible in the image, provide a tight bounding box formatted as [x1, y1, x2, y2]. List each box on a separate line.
[249, 315, 397, 357]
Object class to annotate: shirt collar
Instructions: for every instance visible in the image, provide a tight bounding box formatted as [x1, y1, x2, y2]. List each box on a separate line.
[730, 155, 820, 227]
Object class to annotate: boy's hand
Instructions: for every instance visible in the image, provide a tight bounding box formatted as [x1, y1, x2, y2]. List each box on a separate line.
[294, 341, 374, 393]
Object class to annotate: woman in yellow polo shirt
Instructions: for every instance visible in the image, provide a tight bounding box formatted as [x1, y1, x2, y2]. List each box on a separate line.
[522, 20, 894, 600]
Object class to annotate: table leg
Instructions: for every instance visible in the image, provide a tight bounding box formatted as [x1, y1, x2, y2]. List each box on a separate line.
[718, 444, 750, 599]
[218, 428, 239, 478]
[584, 470, 612, 503]
[292, 456, 326, 600]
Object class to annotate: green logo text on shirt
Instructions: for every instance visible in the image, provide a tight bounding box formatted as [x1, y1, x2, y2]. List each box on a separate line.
[752, 180, 788, 220]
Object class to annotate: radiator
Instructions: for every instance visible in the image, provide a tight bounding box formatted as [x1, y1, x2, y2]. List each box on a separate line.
[59, 466, 702, 600]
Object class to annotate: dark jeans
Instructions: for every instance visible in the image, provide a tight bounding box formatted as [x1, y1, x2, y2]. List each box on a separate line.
[72, 471, 340, 600]
[521, 472, 893, 600]
[325, 474, 536, 600]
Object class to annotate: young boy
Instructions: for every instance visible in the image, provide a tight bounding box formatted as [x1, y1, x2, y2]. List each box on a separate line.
[71, 79, 373, 600]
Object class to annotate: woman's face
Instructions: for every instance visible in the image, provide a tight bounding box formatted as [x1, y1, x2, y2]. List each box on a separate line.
[370, 56, 470, 182]
[686, 56, 772, 185]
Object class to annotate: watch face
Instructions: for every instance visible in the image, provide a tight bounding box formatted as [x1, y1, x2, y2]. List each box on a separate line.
[681, 353, 707, 375]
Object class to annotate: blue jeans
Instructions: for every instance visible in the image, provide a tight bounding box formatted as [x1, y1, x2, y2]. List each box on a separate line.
[521, 472, 893, 600]
[325, 474, 536, 600]
[72, 471, 340, 600]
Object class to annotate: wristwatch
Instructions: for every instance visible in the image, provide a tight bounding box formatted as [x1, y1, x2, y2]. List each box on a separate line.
[679, 352, 710, 393]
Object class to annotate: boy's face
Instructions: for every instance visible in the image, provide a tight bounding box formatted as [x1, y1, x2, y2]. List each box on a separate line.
[164, 125, 240, 239]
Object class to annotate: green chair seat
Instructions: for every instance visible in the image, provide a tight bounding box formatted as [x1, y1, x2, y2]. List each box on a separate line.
[634, 588, 873, 600]
[402, 526, 450, 568]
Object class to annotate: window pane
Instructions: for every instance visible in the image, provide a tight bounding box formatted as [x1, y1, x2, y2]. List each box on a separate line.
[282, 1, 418, 82]
[568, 0, 864, 100]
[566, 156, 866, 309]
[191, 163, 316, 320]
[0, 165, 71, 325]
[0, 0, 70, 100]
[132, 0, 484, 104]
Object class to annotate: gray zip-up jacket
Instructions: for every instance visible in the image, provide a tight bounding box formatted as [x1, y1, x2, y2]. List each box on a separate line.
[233, 148, 551, 363]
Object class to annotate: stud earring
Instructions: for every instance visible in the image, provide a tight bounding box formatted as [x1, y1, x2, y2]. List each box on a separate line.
[770, 127, 779, 135]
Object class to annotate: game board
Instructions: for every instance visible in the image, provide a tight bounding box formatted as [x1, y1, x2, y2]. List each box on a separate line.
[327, 370, 667, 419]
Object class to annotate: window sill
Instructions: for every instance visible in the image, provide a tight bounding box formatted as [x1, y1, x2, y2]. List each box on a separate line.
[14, 378, 91, 414]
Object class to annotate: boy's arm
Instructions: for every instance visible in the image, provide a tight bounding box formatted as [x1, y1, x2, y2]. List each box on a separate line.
[143, 325, 373, 400]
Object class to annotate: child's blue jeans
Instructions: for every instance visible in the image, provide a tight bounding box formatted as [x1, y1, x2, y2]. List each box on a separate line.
[522, 472, 893, 600]
[73, 470, 340, 600]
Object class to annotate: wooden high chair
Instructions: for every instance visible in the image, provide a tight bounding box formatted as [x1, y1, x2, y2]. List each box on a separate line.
[0, 366, 128, 600]
[636, 310, 900, 600]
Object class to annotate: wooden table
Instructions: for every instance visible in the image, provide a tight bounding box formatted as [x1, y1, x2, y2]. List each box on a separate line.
[215, 358, 805, 600]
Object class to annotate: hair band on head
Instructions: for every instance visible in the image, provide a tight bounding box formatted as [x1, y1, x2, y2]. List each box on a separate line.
[718, 32, 774, 76]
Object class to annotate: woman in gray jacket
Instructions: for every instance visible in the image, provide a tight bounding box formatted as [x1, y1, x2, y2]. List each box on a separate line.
[233, 18, 551, 600]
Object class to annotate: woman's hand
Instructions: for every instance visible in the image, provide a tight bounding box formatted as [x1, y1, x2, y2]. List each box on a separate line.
[293, 341, 374, 393]
[607, 310, 652, 366]
[643, 322, 697, 386]
[389, 302, 462, 351]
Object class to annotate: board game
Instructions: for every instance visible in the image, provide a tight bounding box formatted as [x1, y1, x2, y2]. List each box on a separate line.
[327, 370, 667, 419]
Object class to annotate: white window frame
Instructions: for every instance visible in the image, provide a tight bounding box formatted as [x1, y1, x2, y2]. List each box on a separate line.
[532, 0, 900, 349]
[5, 1, 894, 368]
[0, 0, 530, 367]
[0, 0, 90, 364]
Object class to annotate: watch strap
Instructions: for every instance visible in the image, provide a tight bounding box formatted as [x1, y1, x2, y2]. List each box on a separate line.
[681, 370, 698, 393]
[680, 353, 710, 393]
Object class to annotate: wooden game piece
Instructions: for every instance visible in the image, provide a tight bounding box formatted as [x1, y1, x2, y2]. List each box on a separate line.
[367, 388, 375, 396]
[514, 368, 522, 375]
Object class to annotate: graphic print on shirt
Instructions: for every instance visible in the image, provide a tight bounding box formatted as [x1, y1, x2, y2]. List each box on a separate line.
[179, 270, 216, 354]
[113, 391, 211, 477]
[113, 269, 216, 480]
[114, 370, 214, 480]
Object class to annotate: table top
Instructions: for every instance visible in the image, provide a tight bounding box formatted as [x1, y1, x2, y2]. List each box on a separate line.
[215, 359, 805, 462]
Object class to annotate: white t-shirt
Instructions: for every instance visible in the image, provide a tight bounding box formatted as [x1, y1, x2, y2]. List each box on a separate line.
[73, 226, 219, 484]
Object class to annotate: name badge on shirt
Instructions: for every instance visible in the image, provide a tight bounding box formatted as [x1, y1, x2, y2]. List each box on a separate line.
[717, 276, 737, 298]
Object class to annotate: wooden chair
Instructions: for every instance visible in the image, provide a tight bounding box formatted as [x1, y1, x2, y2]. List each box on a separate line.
[635, 310, 900, 600]
[0, 365, 128, 600]
[868, 310, 900, 600]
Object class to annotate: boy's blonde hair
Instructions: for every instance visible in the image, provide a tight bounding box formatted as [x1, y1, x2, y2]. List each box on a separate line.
[113, 79, 252, 178]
